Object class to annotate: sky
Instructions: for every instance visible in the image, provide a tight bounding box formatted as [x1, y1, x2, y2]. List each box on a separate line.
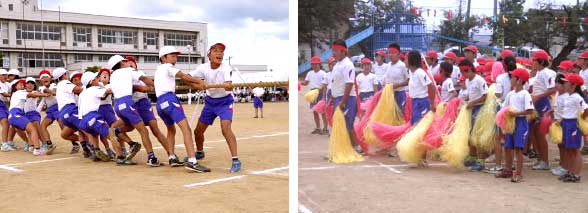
[41, 0, 289, 79]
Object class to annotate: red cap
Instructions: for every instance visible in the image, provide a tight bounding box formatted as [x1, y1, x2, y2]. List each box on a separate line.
[464, 45, 478, 54]
[562, 73, 584, 86]
[426, 50, 438, 59]
[456, 57, 465, 65]
[475, 65, 485, 73]
[375, 50, 386, 57]
[125, 56, 136, 63]
[523, 58, 533, 67]
[484, 75, 493, 84]
[433, 73, 442, 83]
[500, 50, 514, 59]
[310, 56, 321, 64]
[477, 58, 487, 65]
[516, 57, 523, 64]
[484, 62, 495, 74]
[532, 50, 550, 61]
[459, 75, 466, 81]
[211, 43, 226, 51]
[38, 69, 51, 78]
[98, 67, 111, 75]
[486, 58, 495, 63]
[70, 72, 83, 80]
[361, 58, 372, 64]
[400, 52, 406, 60]
[580, 51, 588, 59]
[511, 68, 530, 82]
[444, 52, 457, 60]
[558, 60, 574, 70]
[327, 57, 336, 64]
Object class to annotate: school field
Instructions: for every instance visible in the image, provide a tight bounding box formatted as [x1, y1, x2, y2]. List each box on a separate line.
[0, 101, 289, 213]
[298, 88, 588, 213]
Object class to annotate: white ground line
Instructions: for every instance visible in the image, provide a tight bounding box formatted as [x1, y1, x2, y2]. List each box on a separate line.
[5, 157, 78, 167]
[249, 166, 289, 175]
[299, 163, 449, 171]
[0, 164, 23, 172]
[183, 166, 289, 187]
[299, 203, 313, 213]
[375, 161, 403, 174]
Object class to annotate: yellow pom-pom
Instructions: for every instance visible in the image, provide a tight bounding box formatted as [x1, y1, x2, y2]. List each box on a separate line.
[503, 108, 516, 134]
[329, 108, 364, 163]
[363, 84, 405, 145]
[471, 84, 498, 153]
[549, 122, 562, 145]
[436, 102, 447, 117]
[396, 112, 435, 164]
[440, 107, 471, 169]
[577, 112, 588, 135]
[304, 89, 320, 103]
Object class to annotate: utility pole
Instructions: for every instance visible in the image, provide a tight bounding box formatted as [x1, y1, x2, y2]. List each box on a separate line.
[466, 0, 471, 18]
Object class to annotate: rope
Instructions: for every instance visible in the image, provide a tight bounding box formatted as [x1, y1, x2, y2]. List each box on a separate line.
[177, 81, 289, 90]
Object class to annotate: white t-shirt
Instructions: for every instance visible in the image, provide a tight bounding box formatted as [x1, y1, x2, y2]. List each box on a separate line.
[408, 68, 433, 99]
[56, 80, 78, 110]
[356, 72, 377, 93]
[554, 92, 568, 120]
[451, 65, 461, 85]
[532, 67, 556, 96]
[252, 87, 265, 97]
[9, 90, 27, 110]
[24, 95, 38, 113]
[561, 93, 588, 119]
[305, 70, 326, 89]
[503, 89, 534, 117]
[440, 78, 455, 102]
[330, 57, 356, 98]
[465, 74, 488, 105]
[429, 63, 440, 76]
[132, 70, 149, 102]
[100, 84, 113, 105]
[321, 72, 332, 90]
[459, 89, 468, 100]
[0, 82, 10, 103]
[495, 73, 511, 102]
[39, 83, 57, 107]
[372, 62, 389, 84]
[110, 67, 143, 99]
[189, 62, 232, 98]
[154, 63, 181, 97]
[78, 86, 107, 117]
[384, 60, 409, 91]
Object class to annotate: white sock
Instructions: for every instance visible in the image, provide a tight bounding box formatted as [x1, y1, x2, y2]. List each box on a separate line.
[168, 154, 177, 160]
[189, 157, 197, 164]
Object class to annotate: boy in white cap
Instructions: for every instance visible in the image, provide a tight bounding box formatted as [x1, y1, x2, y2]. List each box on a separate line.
[155, 45, 210, 172]
[191, 43, 241, 173]
[8, 79, 49, 155]
[108, 54, 162, 166]
[0, 69, 15, 151]
[252, 86, 265, 118]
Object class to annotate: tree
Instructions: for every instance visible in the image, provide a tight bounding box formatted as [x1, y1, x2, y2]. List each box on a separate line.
[84, 65, 100, 72]
[437, 12, 482, 52]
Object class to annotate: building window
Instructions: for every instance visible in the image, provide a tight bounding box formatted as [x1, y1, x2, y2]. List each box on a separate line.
[98, 29, 137, 45]
[74, 54, 92, 62]
[143, 31, 158, 46]
[97, 55, 110, 62]
[16, 23, 62, 41]
[164, 32, 195, 46]
[0, 22, 8, 40]
[18, 53, 63, 68]
[8, 4, 13, 11]
[73, 27, 91, 43]
[144, 56, 159, 63]
[176, 56, 198, 64]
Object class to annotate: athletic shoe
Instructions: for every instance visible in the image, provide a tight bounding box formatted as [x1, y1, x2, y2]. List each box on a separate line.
[195, 151, 205, 160]
[470, 161, 486, 172]
[7, 141, 17, 150]
[121, 147, 128, 157]
[94, 150, 110, 162]
[485, 154, 496, 163]
[527, 149, 538, 158]
[125, 142, 141, 160]
[23, 143, 31, 152]
[551, 166, 568, 176]
[70, 144, 80, 154]
[484, 165, 503, 174]
[311, 129, 321, 134]
[463, 156, 476, 167]
[581, 146, 588, 155]
[45, 144, 56, 155]
[106, 149, 116, 161]
[559, 173, 572, 181]
[230, 159, 242, 173]
[1, 142, 14, 151]
[184, 161, 211, 173]
[532, 161, 549, 170]
[562, 174, 581, 183]
[353, 145, 364, 155]
[33, 148, 47, 156]
[116, 158, 137, 166]
[146, 157, 162, 167]
[320, 128, 329, 135]
[169, 155, 183, 167]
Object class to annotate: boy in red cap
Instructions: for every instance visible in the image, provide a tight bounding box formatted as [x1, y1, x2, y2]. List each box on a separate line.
[558, 60, 574, 74]
[373, 50, 388, 91]
[577, 50, 588, 154]
[463, 45, 479, 66]
[302, 56, 328, 135]
[356, 58, 377, 102]
[495, 68, 534, 182]
[530, 49, 556, 170]
[425, 50, 440, 75]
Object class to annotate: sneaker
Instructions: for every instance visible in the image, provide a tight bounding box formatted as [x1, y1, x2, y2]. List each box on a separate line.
[230, 159, 242, 173]
[106, 149, 116, 161]
[70, 144, 80, 154]
[23, 143, 31, 152]
[559, 173, 571, 181]
[95, 150, 110, 162]
[464, 156, 476, 167]
[353, 145, 364, 155]
[33, 148, 47, 156]
[27, 146, 34, 152]
[169, 155, 183, 167]
[484, 165, 503, 174]
[121, 147, 128, 157]
[470, 161, 486, 172]
[146, 157, 162, 167]
[116, 158, 137, 166]
[532, 161, 549, 170]
[527, 149, 538, 159]
[82, 148, 92, 158]
[195, 151, 205, 160]
[125, 142, 142, 160]
[563, 174, 581, 183]
[311, 129, 321, 134]
[1, 142, 15, 151]
[45, 144, 56, 155]
[320, 128, 329, 135]
[184, 161, 211, 173]
[582, 146, 588, 155]
[486, 154, 496, 164]
[551, 166, 568, 176]
[7, 141, 17, 150]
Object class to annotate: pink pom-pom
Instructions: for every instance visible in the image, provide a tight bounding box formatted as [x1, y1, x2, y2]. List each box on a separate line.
[539, 114, 553, 135]
[352, 91, 383, 154]
[424, 98, 462, 149]
[496, 106, 510, 130]
[404, 92, 412, 123]
[372, 122, 412, 149]
[312, 100, 326, 114]
[325, 102, 334, 127]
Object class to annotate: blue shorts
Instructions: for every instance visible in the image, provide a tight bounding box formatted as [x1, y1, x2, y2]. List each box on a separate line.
[333, 96, 358, 131]
[8, 108, 30, 131]
[253, 96, 263, 108]
[199, 95, 234, 125]
[59, 103, 80, 131]
[156, 92, 186, 126]
[135, 98, 156, 125]
[326, 89, 332, 102]
[562, 119, 582, 149]
[534, 97, 551, 123]
[411, 97, 430, 125]
[310, 89, 323, 109]
[98, 104, 117, 125]
[0, 102, 8, 119]
[114, 96, 142, 126]
[359, 91, 374, 102]
[395, 91, 407, 113]
[471, 104, 483, 126]
[504, 117, 529, 149]
[25, 111, 41, 122]
[45, 104, 59, 121]
[78, 111, 109, 138]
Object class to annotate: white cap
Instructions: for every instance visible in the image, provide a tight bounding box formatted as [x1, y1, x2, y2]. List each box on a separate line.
[0, 69, 7, 75]
[8, 69, 20, 76]
[52, 68, 68, 80]
[25, 77, 35, 83]
[159, 46, 180, 58]
[81, 71, 98, 88]
[69, 71, 82, 81]
[107, 55, 127, 70]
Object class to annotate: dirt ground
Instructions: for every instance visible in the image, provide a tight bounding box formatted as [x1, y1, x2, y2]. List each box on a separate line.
[298, 88, 588, 213]
[0, 101, 289, 213]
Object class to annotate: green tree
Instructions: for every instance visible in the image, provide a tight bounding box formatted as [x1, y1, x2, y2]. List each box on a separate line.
[438, 14, 481, 52]
[84, 65, 100, 72]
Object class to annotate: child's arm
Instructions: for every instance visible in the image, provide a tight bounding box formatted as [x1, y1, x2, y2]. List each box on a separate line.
[427, 83, 437, 112]
[72, 85, 83, 95]
[27, 91, 48, 98]
[176, 72, 206, 90]
[511, 109, 533, 117]
[132, 85, 152, 93]
[532, 88, 556, 102]
[138, 76, 155, 92]
[466, 94, 487, 109]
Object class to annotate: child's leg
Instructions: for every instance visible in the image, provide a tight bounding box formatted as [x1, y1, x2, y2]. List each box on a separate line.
[505, 148, 513, 171]
[515, 148, 524, 176]
[571, 149, 582, 176]
[132, 122, 154, 153]
[254, 108, 258, 117]
[0, 118, 7, 143]
[148, 120, 171, 156]
[220, 120, 237, 157]
[194, 121, 210, 152]
[177, 119, 196, 158]
[533, 124, 549, 162]
[24, 123, 40, 148]
[558, 144, 566, 169]
[60, 127, 79, 141]
[99, 136, 110, 150]
[320, 113, 327, 129]
[495, 132, 503, 167]
[39, 118, 53, 142]
[260, 108, 263, 118]
[313, 112, 321, 129]
[166, 124, 177, 155]
[32, 122, 44, 142]
[16, 129, 27, 143]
